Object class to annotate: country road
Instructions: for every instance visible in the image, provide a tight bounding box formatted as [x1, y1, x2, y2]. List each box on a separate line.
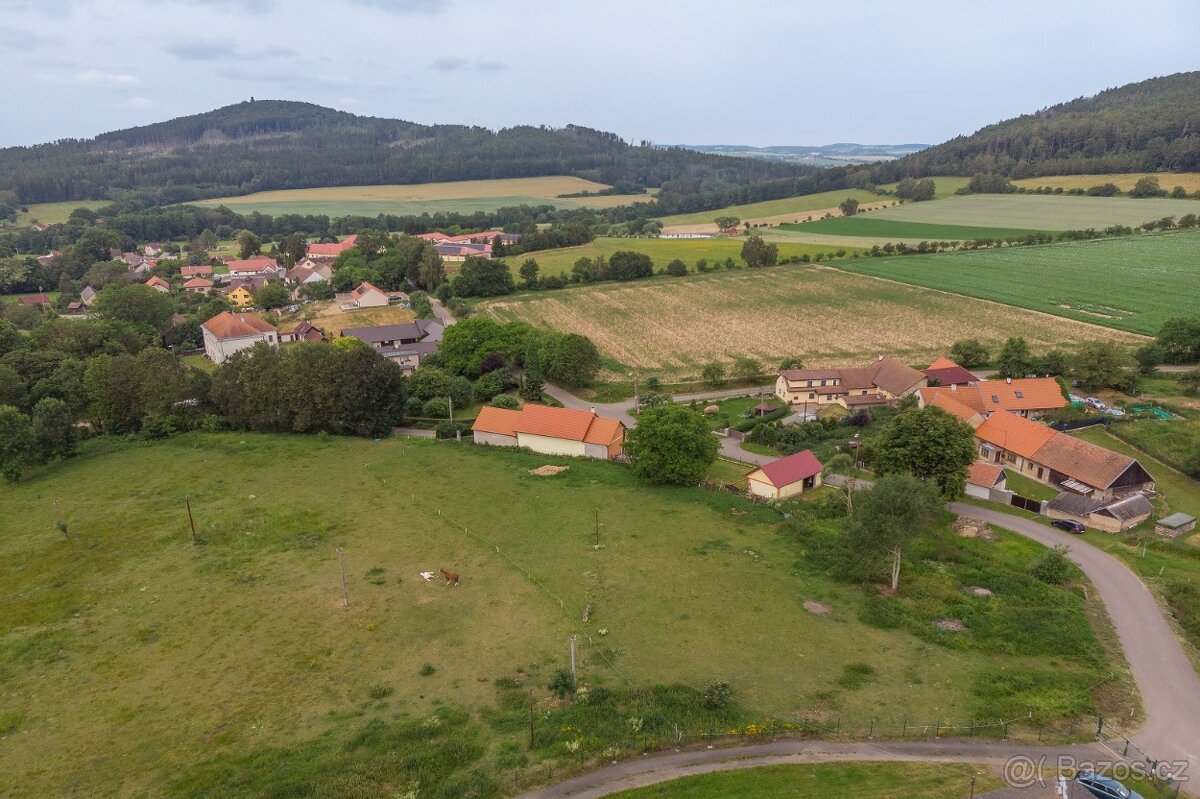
[513, 384, 1200, 798]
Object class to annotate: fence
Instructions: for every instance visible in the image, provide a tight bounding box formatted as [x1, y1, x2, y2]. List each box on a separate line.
[1096, 717, 1185, 796]
[1050, 418, 1109, 432]
[1010, 494, 1044, 513]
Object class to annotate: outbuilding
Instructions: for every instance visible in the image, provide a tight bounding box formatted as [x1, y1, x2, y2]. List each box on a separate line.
[746, 450, 823, 501]
[1045, 492, 1154, 533]
[1156, 512, 1196, 538]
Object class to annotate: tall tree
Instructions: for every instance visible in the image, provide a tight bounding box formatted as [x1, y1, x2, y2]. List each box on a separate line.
[236, 229, 262, 259]
[31, 397, 76, 463]
[741, 235, 778, 268]
[625, 404, 718, 485]
[995, 337, 1033, 378]
[844, 474, 941, 591]
[0, 404, 32, 482]
[518, 258, 540, 288]
[838, 198, 859, 216]
[872, 406, 976, 498]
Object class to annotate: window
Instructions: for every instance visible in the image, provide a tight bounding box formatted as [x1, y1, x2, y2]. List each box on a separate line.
[1004, 451, 1016, 463]
[1014, 390, 1024, 399]
[991, 394, 1000, 403]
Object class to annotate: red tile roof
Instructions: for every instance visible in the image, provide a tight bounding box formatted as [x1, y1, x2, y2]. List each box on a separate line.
[1032, 434, 1138, 490]
[351, 281, 386, 300]
[183, 277, 213, 289]
[180, 265, 213, 277]
[227, 258, 279, 273]
[974, 412, 1057, 459]
[472, 406, 520, 437]
[19, 294, 50, 304]
[201, 311, 277, 339]
[583, 416, 623, 445]
[472, 404, 624, 444]
[754, 449, 823, 488]
[306, 234, 359, 257]
[921, 389, 984, 423]
[967, 462, 1004, 488]
[976, 378, 1067, 413]
[924, 365, 978, 386]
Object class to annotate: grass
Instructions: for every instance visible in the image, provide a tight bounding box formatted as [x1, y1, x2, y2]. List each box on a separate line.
[656, 189, 886, 227]
[7, 200, 102, 228]
[283, 299, 416, 336]
[502, 236, 865, 276]
[1012, 172, 1200, 194]
[0, 433, 1118, 795]
[1001, 469, 1060, 502]
[182, 353, 218, 374]
[479, 264, 1143, 381]
[780, 216, 1054, 241]
[866, 194, 1200, 232]
[876, 176, 972, 198]
[1070, 426, 1200, 525]
[605, 762, 1000, 799]
[837, 230, 1199, 335]
[192, 176, 653, 216]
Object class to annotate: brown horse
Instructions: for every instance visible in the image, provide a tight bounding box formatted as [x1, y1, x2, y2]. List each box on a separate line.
[440, 569, 460, 586]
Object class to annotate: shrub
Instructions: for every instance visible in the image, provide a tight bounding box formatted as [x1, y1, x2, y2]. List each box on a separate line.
[490, 394, 519, 409]
[423, 397, 450, 418]
[1030, 545, 1072, 584]
[419, 663, 436, 676]
[548, 667, 576, 699]
[703, 681, 732, 710]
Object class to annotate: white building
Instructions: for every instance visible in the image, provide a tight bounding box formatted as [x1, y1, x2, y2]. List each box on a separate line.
[201, 311, 279, 364]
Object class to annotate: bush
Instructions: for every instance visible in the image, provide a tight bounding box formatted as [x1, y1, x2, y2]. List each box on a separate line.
[490, 394, 519, 409]
[548, 667, 576, 699]
[423, 397, 450, 418]
[473, 370, 506, 402]
[665, 258, 688, 276]
[703, 681, 732, 710]
[1030, 545, 1072, 585]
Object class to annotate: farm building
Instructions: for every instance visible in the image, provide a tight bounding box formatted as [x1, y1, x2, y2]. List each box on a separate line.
[80, 285, 97, 306]
[306, 234, 359, 261]
[919, 376, 1067, 419]
[775, 356, 926, 409]
[201, 311, 279, 364]
[922, 357, 978, 387]
[19, 293, 51, 307]
[965, 462, 1007, 500]
[1045, 492, 1154, 534]
[280, 320, 325, 343]
[1156, 513, 1196, 538]
[973, 411, 1153, 501]
[746, 450, 823, 500]
[226, 257, 282, 278]
[471, 404, 625, 460]
[180, 265, 213, 278]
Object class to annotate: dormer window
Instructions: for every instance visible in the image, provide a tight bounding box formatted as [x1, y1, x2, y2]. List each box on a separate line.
[1014, 391, 1024, 398]
[991, 395, 1000, 403]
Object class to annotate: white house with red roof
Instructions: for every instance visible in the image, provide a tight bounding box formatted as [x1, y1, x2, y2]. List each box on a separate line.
[145, 275, 171, 293]
[472, 404, 625, 459]
[226, 257, 282, 278]
[348, 281, 389, 308]
[746, 450, 823, 500]
[201, 311, 279, 364]
[305, 234, 358, 261]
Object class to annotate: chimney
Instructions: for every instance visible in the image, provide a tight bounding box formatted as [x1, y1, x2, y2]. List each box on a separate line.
[590, 406, 596, 415]
[951, 383, 957, 391]
[1006, 377, 1012, 384]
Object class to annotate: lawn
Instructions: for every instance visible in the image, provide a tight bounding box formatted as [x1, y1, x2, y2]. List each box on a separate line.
[7, 200, 103, 228]
[192, 176, 654, 217]
[479, 265, 1143, 381]
[656, 189, 886, 227]
[1002, 469, 1060, 502]
[865, 194, 1199, 232]
[0, 433, 1115, 795]
[1012, 172, 1200, 194]
[502, 236, 865, 277]
[607, 762, 1000, 799]
[780, 216, 1054, 241]
[837, 230, 1199, 335]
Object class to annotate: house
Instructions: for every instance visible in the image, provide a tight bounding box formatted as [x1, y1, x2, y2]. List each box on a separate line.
[144, 242, 164, 257]
[349, 281, 389, 308]
[80, 285, 98, 306]
[280, 320, 325, 343]
[183, 277, 214, 294]
[965, 462, 1007, 500]
[746, 450, 823, 500]
[305, 234, 358, 261]
[65, 301, 86, 314]
[131, 262, 153, 278]
[226, 284, 255, 308]
[145, 276, 171, 293]
[919, 377, 1067, 419]
[1045, 492, 1154, 533]
[180, 265, 214, 278]
[973, 411, 1154, 501]
[659, 232, 715, 239]
[226, 258, 281, 278]
[923, 390, 985, 427]
[32, 222, 50, 232]
[340, 319, 443, 372]
[286, 263, 332, 286]
[923, 357, 978, 387]
[472, 404, 625, 459]
[121, 252, 145, 269]
[19, 294, 50, 307]
[1156, 513, 1196, 538]
[775, 356, 927, 409]
[434, 242, 492, 262]
[200, 311, 279, 364]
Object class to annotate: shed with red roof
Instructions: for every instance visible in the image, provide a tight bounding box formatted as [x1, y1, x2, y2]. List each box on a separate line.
[746, 449, 823, 500]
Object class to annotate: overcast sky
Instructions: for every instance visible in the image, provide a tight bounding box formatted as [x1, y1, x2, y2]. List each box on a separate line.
[1, 0, 1196, 149]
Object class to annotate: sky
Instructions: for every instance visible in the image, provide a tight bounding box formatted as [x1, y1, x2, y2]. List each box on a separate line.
[0, 0, 1197, 149]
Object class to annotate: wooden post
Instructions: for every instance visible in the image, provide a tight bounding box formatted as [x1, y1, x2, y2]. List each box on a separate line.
[970, 775, 976, 799]
[569, 635, 577, 684]
[337, 547, 349, 609]
[185, 495, 198, 545]
[528, 691, 535, 748]
[594, 509, 600, 548]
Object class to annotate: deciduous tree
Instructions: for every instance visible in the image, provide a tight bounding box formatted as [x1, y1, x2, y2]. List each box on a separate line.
[625, 404, 718, 485]
[872, 406, 976, 498]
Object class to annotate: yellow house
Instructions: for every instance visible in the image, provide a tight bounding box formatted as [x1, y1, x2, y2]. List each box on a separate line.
[227, 285, 254, 307]
[775, 357, 926, 410]
[746, 450, 824, 500]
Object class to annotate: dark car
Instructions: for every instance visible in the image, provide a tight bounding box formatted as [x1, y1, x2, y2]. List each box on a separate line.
[1051, 519, 1085, 534]
[1075, 770, 1143, 799]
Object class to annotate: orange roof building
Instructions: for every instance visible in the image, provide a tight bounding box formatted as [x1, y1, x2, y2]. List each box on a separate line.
[919, 376, 1067, 419]
[472, 403, 624, 459]
[200, 311, 279, 364]
[973, 411, 1152, 500]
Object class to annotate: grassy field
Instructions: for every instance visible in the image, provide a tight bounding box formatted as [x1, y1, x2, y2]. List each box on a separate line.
[192, 176, 653, 217]
[876, 176, 972, 198]
[780, 216, 1053, 240]
[866, 194, 1199, 231]
[836, 230, 1199, 335]
[0, 433, 1118, 795]
[607, 763, 1000, 799]
[656, 189, 885, 227]
[502, 236, 865, 276]
[480, 265, 1143, 380]
[1013, 172, 1200, 194]
[6, 200, 103, 228]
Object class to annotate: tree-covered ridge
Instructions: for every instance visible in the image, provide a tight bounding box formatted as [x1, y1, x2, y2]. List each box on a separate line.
[0, 100, 807, 205]
[873, 72, 1200, 180]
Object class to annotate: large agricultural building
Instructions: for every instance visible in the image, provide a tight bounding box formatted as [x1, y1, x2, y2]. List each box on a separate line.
[472, 404, 625, 460]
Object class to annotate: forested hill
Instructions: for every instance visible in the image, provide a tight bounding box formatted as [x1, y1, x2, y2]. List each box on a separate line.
[0, 100, 807, 205]
[872, 71, 1200, 181]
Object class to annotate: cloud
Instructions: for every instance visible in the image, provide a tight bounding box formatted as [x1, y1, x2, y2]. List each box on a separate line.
[347, 0, 448, 13]
[163, 0, 276, 13]
[117, 96, 155, 109]
[0, 26, 60, 48]
[76, 70, 141, 87]
[164, 40, 295, 61]
[216, 67, 350, 87]
[429, 57, 509, 73]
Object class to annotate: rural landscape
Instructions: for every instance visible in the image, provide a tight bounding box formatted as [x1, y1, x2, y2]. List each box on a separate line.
[2, 4, 1200, 798]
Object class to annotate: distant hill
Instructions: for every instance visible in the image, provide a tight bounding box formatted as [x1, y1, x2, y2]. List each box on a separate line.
[873, 72, 1200, 180]
[0, 100, 808, 205]
[672, 143, 930, 166]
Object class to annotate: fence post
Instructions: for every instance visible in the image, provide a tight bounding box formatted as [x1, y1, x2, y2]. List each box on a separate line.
[902, 716, 907, 737]
[869, 717, 874, 738]
[1097, 716, 1104, 736]
[935, 720, 940, 737]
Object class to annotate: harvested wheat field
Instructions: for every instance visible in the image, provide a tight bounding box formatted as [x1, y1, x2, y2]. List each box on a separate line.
[481, 266, 1145, 379]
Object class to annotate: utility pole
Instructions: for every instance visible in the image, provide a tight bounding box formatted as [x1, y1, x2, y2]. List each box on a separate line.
[569, 635, 577, 685]
[448, 394, 454, 424]
[337, 547, 349, 609]
[594, 509, 600, 548]
[184, 495, 198, 545]
[632, 371, 639, 414]
[528, 691, 535, 747]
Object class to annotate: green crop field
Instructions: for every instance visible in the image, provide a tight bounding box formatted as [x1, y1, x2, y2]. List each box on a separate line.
[7, 200, 104, 228]
[0, 433, 1119, 796]
[867, 194, 1199, 231]
[502, 236, 865, 276]
[837, 230, 1199, 335]
[875, 176, 972, 198]
[607, 762, 1001, 799]
[192, 176, 654, 217]
[481, 264, 1142, 380]
[780, 217, 1052, 241]
[656, 189, 886, 227]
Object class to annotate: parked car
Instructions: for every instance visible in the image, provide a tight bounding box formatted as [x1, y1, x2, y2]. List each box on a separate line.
[1051, 519, 1086, 534]
[1085, 397, 1108, 410]
[1075, 770, 1143, 799]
